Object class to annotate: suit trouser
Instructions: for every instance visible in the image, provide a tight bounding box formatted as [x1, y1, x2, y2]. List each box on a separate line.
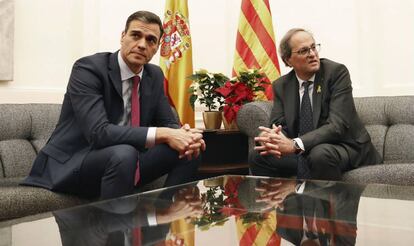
[249, 143, 351, 180]
[78, 144, 200, 199]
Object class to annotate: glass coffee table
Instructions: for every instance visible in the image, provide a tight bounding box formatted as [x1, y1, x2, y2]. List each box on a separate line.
[1, 175, 414, 245]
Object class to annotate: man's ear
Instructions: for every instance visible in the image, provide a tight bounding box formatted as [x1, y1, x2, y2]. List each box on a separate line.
[284, 58, 292, 67]
[120, 31, 126, 44]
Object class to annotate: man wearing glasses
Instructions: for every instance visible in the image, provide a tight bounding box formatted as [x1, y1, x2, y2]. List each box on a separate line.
[252, 28, 381, 181]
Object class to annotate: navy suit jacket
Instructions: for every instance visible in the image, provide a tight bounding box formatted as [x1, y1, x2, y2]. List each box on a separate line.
[22, 51, 178, 193]
[270, 58, 381, 167]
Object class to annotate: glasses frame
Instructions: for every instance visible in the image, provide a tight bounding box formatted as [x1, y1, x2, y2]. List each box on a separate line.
[292, 43, 321, 56]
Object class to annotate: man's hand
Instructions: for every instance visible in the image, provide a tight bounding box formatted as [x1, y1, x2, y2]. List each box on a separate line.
[255, 179, 296, 211]
[254, 124, 282, 157]
[254, 124, 296, 158]
[156, 186, 203, 224]
[156, 126, 206, 160]
[180, 124, 206, 160]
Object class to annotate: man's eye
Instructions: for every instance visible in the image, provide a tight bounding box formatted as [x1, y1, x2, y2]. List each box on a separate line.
[299, 48, 309, 55]
[131, 33, 140, 39]
[148, 38, 157, 45]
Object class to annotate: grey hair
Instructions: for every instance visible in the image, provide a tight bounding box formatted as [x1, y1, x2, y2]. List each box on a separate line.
[279, 28, 314, 67]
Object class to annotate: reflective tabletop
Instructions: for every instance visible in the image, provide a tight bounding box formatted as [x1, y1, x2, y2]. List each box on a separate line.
[1, 175, 414, 246]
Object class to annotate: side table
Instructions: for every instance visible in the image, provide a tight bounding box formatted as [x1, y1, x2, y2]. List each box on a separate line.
[198, 129, 249, 178]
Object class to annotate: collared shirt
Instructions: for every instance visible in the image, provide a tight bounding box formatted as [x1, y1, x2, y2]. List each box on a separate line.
[117, 52, 156, 148]
[294, 74, 316, 151]
[296, 73, 315, 108]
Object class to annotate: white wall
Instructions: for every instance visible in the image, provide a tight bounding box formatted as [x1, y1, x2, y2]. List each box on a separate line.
[1, 0, 414, 104]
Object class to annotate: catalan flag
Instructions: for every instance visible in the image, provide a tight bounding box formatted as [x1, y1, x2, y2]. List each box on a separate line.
[160, 0, 195, 126]
[236, 212, 281, 246]
[232, 0, 281, 99]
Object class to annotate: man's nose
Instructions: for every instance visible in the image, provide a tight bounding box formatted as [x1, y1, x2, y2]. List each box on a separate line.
[308, 48, 316, 57]
[136, 38, 146, 49]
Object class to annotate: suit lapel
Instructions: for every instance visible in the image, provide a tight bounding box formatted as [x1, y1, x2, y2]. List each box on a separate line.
[285, 72, 299, 136]
[312, 69, 324, 128]
[108, 51, 123, 98]
[139, 65, 154, 126]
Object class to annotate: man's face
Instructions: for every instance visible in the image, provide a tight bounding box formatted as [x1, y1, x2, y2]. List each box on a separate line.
[286, 31, 320, 80]
[120, 20, 161, 73]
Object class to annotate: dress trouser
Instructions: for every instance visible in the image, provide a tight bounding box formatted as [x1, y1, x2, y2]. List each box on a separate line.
[250, 143, 351, 181]
[78, 144, 200, 199]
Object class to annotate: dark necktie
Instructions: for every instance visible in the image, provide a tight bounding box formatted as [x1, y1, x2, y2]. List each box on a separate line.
[131, 76, 141, 185]
[297, 81, 313, 179]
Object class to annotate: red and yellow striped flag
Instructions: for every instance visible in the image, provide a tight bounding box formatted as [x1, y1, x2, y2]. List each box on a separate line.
[232, 0, 281, 99]
[160, 0, 194, 126]
[236, 211, 281, 246]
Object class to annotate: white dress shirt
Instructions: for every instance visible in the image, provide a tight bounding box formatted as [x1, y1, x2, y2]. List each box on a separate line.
[117, 52, 156, 148]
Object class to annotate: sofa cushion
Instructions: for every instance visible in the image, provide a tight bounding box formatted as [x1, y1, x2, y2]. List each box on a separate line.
[386, 96, 414, 125]
[28, 104, 61, 153]
[343, 163, 414, 186]
[383, 124, 414, 163]
[0, 140, 37, 177]
[0, 104, 61, 179]
[362, 184, 414, 200]
[0, 105, 31, 141]
[354, 97, 388, 125]
[0, 159, 3, 177]
[364, 125, 387, 160]
[0, 178, 89, 221]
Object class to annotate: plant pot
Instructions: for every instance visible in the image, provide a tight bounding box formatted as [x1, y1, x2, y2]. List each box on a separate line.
[222, 112, 239, 130]
[203, 177, 224, 187]
[202, 111, 222, 129]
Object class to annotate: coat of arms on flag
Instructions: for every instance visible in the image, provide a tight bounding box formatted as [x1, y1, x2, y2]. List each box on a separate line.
[160, 10, 191, 67]
[160, 0, 195, 126]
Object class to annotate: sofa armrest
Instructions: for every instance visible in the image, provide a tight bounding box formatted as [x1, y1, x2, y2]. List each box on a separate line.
[237, 101, 273, 154]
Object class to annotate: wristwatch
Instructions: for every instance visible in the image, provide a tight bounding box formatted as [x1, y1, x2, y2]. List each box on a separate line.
[293, 139, 302, 154]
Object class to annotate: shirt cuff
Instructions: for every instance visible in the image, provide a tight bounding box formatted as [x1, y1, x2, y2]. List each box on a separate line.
[295, 181, 306, 194]
[147, 207, 158, 226]
[293, 137, 305, 151]
[145, 127, 156, 148]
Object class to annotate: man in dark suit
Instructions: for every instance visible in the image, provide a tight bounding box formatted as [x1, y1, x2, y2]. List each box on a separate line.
[54, 185, 202, 246]
[260, 180, 365, 246]
[251, 28, 381, 180]
[22, 11, 205, 199]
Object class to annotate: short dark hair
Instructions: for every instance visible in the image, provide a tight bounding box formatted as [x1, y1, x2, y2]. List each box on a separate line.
[279, 28, 313, 66]
[124, 11, 164, 39]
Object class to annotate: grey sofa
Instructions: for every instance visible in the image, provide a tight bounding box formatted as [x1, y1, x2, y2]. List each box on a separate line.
[237, 96, 414, 186]
[0, 104, 164, 221]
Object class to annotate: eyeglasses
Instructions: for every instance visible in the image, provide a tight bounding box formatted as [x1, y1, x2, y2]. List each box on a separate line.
[292, 43, 321, 56]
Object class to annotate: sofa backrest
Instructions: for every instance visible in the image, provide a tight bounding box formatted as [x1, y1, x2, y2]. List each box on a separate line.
[0, 104, 61, 178]
[354, 96, 414, 164]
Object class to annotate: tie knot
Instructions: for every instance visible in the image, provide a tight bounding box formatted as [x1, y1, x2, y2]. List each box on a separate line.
[303, 81, 312, 89]
[133, 76, 140, 85]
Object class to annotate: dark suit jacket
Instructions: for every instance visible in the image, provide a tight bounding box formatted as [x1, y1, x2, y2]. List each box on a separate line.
[22, 51, 178, 193]
[270, 58, 381, 167]
[54, 195, 172, 246]
[277, 181, 366, 246]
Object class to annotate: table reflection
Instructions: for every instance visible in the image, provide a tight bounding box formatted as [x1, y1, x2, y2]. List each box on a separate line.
[52, 176, 366, 246]
[54, 185, 202, 246]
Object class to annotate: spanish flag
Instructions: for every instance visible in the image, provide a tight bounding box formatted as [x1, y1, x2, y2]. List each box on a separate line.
[160, 0, 195, 126]
[232, 0, 281, 99]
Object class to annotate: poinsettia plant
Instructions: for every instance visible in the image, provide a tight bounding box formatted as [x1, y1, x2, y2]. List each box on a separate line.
[188, 69, 229, 111]
[215, 69, 270, 123]
[191, 176, 269, 230]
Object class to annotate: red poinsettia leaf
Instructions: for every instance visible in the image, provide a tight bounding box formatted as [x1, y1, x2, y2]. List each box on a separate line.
[223, 106, 237, 123]
[215, 81, 234, 97]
